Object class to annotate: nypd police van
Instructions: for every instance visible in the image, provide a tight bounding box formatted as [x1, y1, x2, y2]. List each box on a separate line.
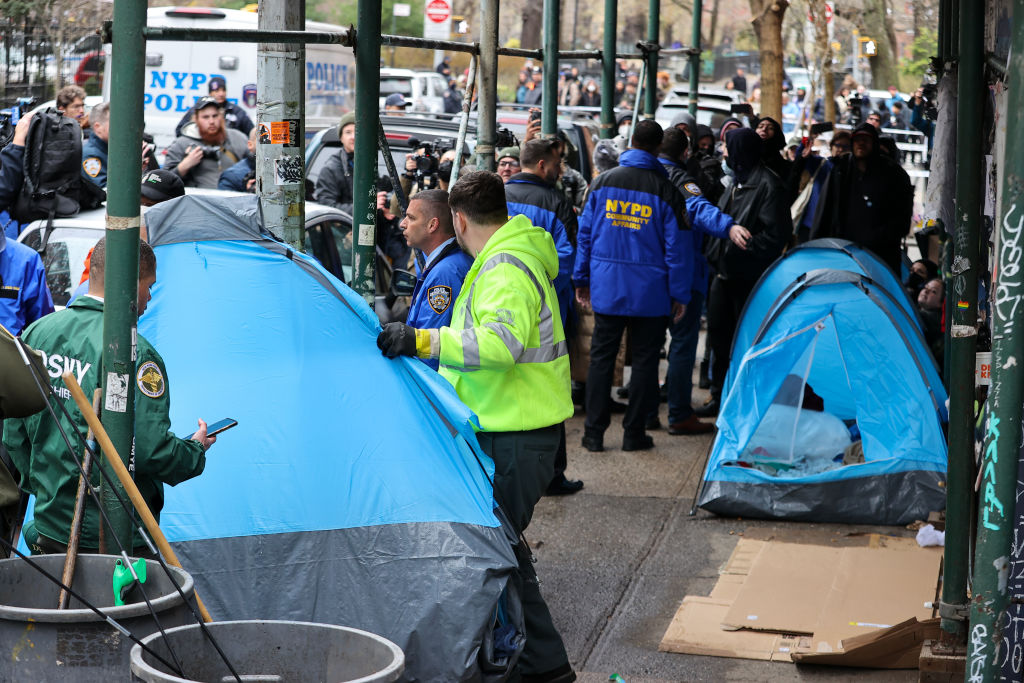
[104, 7, 354, 153]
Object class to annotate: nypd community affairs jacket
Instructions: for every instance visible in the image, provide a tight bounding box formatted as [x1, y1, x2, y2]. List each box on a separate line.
[573, 148, 694, 317]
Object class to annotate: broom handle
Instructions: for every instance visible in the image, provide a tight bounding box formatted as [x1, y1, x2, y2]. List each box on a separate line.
[62, 372, 213, 623]
[58, 388, 102, 609]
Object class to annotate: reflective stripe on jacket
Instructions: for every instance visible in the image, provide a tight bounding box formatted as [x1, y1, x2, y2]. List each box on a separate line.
[438, 215, 572, 432]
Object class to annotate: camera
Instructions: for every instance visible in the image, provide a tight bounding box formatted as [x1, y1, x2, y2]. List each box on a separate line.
[495, 127, 518, 149]
[406, 138, 441, 190]
[188, 143, 221, 159]
[846, 95, 865, 126]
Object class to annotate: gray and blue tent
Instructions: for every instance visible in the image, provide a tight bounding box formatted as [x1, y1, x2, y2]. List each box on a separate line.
[137, 194, 520, 681]
[699, 241, 948, 524]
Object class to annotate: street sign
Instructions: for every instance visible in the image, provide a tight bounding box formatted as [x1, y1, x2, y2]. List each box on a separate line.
[426, 0, 451, 23]
[859, 36, 878, 57]
[393, 3, 410, 17]
[423, 0, 452, 40]
[807, 3, 833, 23]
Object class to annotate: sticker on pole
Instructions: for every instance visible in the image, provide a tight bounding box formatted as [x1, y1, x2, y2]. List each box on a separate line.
[426, 0, 450, 23]
[274, 156, 303, 186]
[259, 120, 299, 146]
[358, 223, 375, 247]
[105, 372, 129, 413]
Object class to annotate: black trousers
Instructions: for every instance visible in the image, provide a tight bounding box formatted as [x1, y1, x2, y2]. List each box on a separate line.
[584, 313, 668, 439]
[706, 275, 756, 397]
[477, 425, 569, 676]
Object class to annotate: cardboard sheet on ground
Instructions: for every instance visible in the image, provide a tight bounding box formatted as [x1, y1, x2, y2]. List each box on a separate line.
[660, 534, 941, 667]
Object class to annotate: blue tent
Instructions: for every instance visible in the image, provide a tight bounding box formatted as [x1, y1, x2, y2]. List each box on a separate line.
[699, 267, 948, 524]
[138, 195, 519, 681]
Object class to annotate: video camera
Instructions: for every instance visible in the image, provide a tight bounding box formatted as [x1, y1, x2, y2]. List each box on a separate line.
[495, 127, 518, 149]
[846, 95, 865, 126]
[0, 97, 37, 148]
[406, 137, 441, 190]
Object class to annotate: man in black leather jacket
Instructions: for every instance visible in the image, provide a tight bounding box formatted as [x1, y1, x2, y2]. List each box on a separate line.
[698, 127, 790, 417]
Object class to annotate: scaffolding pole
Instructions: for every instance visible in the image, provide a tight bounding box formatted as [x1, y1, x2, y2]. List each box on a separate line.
[478, 0, 498, 171]
[939, 0, 983, 648]
[541, 0, 559, 137]
[689, 0, 703, 116]
[644, 0, 659, 119]
[965, 1, 1024, 678]
[101, 0, 146, 551]
[600, 0, 617, 139]
[351, 0, 382, 306]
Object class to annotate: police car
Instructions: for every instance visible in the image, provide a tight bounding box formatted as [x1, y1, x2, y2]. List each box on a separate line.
[16, 190, 410, 322]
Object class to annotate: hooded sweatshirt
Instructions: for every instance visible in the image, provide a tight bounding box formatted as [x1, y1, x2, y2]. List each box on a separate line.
[756, 116, 792, 182]
[437, 214, 572, 432]
[574, 148, 693, 316]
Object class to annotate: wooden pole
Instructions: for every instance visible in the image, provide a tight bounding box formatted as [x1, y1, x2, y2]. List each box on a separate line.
[62, 372, 212, 623]
[58, 388, 102, 609]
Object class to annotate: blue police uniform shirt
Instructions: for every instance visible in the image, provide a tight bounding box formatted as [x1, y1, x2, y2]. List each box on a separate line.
[82, 135, 109, 188]
[0, 235, 54, 334]
[407, 237, 473, 370]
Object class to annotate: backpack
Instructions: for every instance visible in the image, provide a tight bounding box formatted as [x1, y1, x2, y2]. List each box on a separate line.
[11, 108, 105, 223]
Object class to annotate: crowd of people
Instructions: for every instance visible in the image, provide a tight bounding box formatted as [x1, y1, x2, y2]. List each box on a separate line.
[0, 64, 942, 682]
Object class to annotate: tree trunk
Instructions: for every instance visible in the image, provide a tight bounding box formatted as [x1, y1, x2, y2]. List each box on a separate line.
[808, 0, 834, 122]
[749, 0, 789, 123]
[709, 0, 719, 47]
[862, 0, 898, 89]
[520, 3, 542, 50]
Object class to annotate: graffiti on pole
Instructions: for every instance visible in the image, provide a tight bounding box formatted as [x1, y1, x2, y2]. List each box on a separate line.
[995, 204, 1023, 340]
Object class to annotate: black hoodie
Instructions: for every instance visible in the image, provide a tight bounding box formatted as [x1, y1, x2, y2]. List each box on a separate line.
[755, 116, 793, 191]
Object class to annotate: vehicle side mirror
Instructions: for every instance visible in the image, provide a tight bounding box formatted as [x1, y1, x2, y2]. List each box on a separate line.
[389, 269, 417, 297]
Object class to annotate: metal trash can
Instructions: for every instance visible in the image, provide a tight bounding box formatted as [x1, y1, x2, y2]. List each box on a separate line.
[0, 553, 195, 682]
[130, 620, 405, 683]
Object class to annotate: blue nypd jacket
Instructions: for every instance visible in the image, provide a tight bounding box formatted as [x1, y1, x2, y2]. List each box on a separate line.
[660, 157, 735, 298]
[573, 148, 693, 316]
[407, 238, 473, 370]
[0, 235, 54, 335]
[504, 171, 576, 326]
[81, 134, 108, 188]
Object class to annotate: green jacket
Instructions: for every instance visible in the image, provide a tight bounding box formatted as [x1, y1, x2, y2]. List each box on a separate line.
[437, 214, 572, 432]
[2, 296, 205, 549]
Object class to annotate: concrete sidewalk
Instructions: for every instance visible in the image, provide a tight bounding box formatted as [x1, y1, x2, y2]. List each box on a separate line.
[528, 393, 925, 682]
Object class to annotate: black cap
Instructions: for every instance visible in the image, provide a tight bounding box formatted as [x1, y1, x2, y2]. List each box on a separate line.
[208, 76, 227, 92]
[141, 169, 186, 203]
[193, 96, 222, 113]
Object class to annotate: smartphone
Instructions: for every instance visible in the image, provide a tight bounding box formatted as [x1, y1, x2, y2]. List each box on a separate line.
[730, 103, 754, 116]
[809, 121, 834, 135]
[205, 418, 238, 437]
[529, 109, 542, 124]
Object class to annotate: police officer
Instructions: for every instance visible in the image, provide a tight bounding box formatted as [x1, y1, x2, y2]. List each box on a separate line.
[377, 171, 576, 683]
[174, 76, 254, 138]
[402, 189, 473, 370]
[3, 238, 215, 555]
[574, 120, 693, 452]
[505, 138, 582, 495]
[657, 127, 749, 435]
[81, 102, 111, 187]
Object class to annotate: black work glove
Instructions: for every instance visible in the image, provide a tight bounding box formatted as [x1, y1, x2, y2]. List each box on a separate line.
[376, 322, 417, 358]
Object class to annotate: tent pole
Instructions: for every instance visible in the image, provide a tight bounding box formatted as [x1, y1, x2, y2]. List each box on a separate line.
[965, 1, 1024, 678]
[939, 0, 983, 649]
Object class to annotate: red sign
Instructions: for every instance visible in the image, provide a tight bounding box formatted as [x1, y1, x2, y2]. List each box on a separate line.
[808, 3, 833, 23]
[426, 0, 451, 23]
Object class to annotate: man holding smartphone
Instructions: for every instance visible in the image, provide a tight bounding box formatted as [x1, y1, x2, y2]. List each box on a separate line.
[3, 238, 215, 557]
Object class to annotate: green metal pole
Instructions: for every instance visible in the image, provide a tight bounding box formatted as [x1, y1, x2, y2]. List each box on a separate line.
[689, 0, 703, 117]
[351, 0, 382, 307]
[478, 0, 498, 171]
[966, 1, 1024, 678]
[940, 0, 982, 647]
[599, 0, 616, 139]
[541, 0, 559, 137]
[644, 0, 659, 119]
[101, 0, 146, 552]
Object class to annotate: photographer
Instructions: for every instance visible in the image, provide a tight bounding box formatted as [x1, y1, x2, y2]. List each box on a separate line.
[219, 126, 259, 193]
[163, 97, 249, 189]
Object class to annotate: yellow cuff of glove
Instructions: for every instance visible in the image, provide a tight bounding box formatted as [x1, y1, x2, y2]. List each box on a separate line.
[414, 328, 440, 359]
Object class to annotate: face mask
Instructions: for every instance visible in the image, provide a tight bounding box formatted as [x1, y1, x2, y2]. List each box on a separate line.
[587, 85, 596, 92]
[905, 272, 924, 291]
[721, 158, 734, 177]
